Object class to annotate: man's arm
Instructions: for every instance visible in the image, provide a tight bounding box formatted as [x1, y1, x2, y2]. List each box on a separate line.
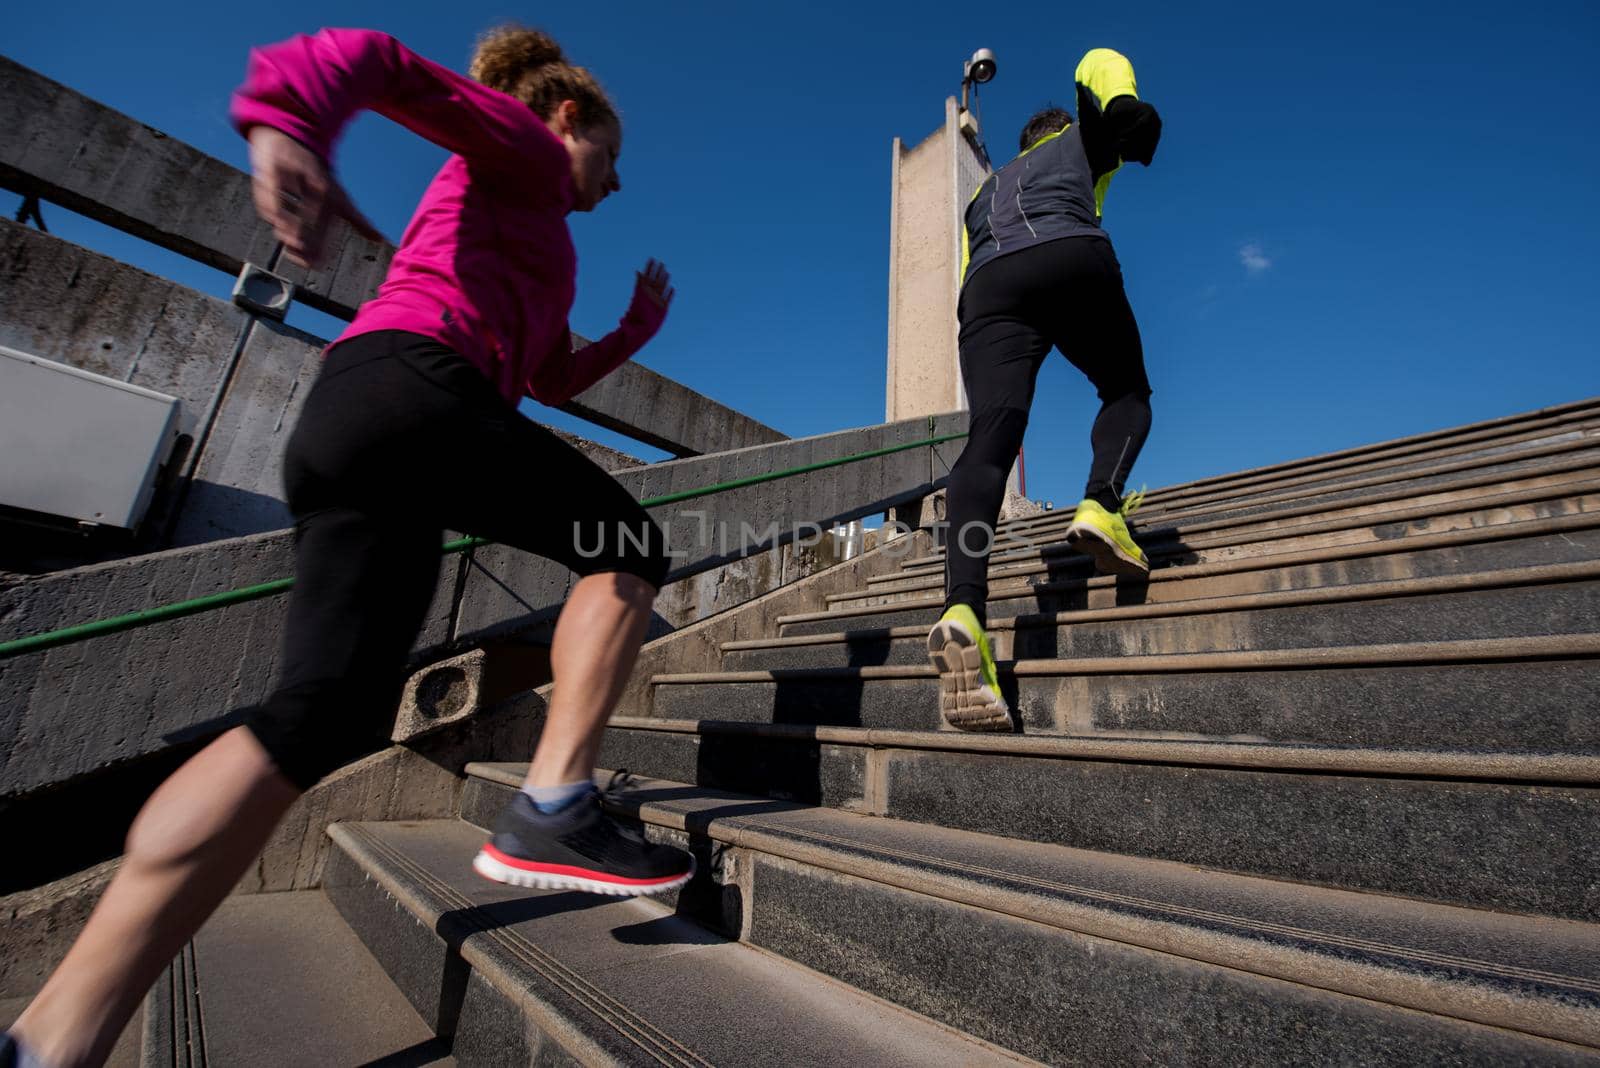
[1073, 48, 1163, 216]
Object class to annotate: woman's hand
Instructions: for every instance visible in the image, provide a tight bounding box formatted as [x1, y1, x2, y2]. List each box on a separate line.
[635, 259, 674, 311]
[246, 126, 384, 268]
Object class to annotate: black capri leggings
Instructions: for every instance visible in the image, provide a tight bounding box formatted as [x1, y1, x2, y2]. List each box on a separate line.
[945, 235, 1152, 619]
[247, 330, 669, 790]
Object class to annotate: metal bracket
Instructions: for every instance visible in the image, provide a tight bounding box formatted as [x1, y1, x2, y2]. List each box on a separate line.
[231, 262, 294, 321]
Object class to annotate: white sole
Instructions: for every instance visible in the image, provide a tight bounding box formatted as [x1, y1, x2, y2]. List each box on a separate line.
[926, 619, 1012, 732]
[472, 849, 695, 897]
[1065, 521, 1149, 576]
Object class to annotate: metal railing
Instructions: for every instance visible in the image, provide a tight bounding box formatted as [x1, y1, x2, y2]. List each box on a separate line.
[0, 431, 966, 659]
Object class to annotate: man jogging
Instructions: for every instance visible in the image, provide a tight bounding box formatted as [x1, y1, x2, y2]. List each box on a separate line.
[927, 47, 1163, 731]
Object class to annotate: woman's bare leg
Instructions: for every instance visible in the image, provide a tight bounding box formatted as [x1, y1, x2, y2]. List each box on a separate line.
[524, 571, 656, 789]
[9, 728, 301, 1068]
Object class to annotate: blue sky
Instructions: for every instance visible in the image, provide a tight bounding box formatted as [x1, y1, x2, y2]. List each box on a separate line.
[8, 0, 1598, 506]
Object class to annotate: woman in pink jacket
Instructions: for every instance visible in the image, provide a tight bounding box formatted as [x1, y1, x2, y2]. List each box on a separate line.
[6, 26, 691, 1068]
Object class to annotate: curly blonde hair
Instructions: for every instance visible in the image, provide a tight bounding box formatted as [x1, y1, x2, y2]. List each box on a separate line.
[469, 25, 618, 131]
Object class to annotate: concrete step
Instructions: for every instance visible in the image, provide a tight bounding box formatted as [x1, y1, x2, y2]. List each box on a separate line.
[891, 467, 1600, 577]
[861, 479, 1600, 602]
[579, 726, 1600, 922]
[993, 451, 1600, 582]
[460, 766, 1600, 1065]
[985, 415, 1600, 546]
[142, 891, 452, 1067]
[987, 433, 1600, 548]
[1127, 422, 1600, 524]
[649, 633, 1600, 755]
[1088, 396, 1600, 509]
[323, 819, 1028, 1067]
[726, 563, 1600, 669]
[779, 514, 1600, 636]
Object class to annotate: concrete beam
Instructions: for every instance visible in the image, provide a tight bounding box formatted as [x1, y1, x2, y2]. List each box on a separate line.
[0, 56, 782, 458]
[566, 355, 784, 456]
[0, 218, 248, 446]
[452, 416, 949, 644]
[0, 55, 388, 319]
[0, 414, 959, 800]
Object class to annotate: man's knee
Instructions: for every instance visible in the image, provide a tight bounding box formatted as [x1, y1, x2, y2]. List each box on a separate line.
[959, 407, 1031, 469]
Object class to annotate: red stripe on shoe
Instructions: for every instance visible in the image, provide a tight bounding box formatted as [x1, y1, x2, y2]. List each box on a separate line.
[479, 842, 687, 886]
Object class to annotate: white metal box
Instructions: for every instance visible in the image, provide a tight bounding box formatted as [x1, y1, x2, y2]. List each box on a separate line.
[0, 345, 181, 530]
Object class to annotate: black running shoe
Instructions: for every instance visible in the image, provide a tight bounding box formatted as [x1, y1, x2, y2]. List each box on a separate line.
[0, 1032, 19, 1068]
[472, 781, 693, 896]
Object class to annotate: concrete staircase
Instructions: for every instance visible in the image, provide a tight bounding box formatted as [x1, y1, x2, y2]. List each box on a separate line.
[155, 398, 1600, 1065]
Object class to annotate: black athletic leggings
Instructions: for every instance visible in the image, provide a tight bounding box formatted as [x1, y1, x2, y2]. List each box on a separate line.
[247, 331, 669, 789]
[945, 235, 1152, 621]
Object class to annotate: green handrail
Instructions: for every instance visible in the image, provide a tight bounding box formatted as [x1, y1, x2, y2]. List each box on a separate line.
[0, 430, 966, 659]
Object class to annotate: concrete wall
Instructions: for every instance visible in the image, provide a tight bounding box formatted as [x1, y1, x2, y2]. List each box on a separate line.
[0, 412, 959, 802]
[0, 55, 784, 465]
[885, 97, 991, 422]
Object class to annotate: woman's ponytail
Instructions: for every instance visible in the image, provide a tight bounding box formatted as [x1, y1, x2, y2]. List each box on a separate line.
[469, 25, 617, 130]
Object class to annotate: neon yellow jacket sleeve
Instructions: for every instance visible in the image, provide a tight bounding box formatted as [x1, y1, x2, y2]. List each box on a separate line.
[1074, 47, 1139, 110]
[1074, 48, 1141, 216]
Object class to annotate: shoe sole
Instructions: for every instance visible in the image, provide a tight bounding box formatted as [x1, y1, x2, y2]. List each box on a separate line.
[471, 846, 695, 897]
[926, 620, 1013, 732]
[1065, 521, 1149, 577]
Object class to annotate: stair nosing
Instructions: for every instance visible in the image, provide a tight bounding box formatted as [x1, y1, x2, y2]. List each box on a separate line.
[797, 510, 1600, 620]
[727, 559, 1600, 652]
[882, 470, 1600, 578]
[461, 768, 1600, 1051]
[328, 821, 708, 1067]
[655, 633, 1600, 686]
[590, 720, 1600, 784]
[985, 444, 1600, 550]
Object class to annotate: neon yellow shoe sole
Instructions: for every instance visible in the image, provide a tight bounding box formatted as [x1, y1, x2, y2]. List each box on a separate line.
[1065, 498, 1149, 576]
[926, 606, 1012, 732]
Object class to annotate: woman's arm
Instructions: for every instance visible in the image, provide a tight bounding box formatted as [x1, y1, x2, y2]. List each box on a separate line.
[527, 261, 674, 406]
[231, 28, 566, 176]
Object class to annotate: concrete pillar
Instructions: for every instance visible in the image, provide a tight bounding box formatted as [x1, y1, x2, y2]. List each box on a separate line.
[885, 96, 991, 423]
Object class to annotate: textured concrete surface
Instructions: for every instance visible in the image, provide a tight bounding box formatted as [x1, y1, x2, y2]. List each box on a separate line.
[886, 97, 988, 423]
[778, 520, 1600, 635]
[1137, 425, 1600, 521]
[880, 748, 1600, 921]
[649, 647, 1600, 755]
[143, 891, 452, 1066]
[0, 219, 246, 449]
[1138, 440, 1600, 532]
[564, 354, 785, 457]
[526, 728, 1600, 923]
[324, 819, 1028, 1066]
[467, 768, 1600, 1058]
[0, 58, 787, 463]
[165, 319, 326, 547]
[0, 56, 385, 318]
[0, 529, 461, 800]
[450, 414, 949, 647]
[1137, 397, 1600, 503]
[727, 573, 1600, 668]
[749, 856, 1597, 1066]
[0, 859, 117, 998]
[892, 476, 1600, 585]
[1147, 416, 1600, 510]
[0, 411, 952, 803]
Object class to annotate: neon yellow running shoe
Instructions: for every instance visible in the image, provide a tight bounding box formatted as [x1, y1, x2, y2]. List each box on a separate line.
[1065, 491, 1149, 576]
[926, 604, 1012, 731]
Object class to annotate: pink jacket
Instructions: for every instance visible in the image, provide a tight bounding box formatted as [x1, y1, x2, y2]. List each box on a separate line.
[231, 28, 663, 407]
